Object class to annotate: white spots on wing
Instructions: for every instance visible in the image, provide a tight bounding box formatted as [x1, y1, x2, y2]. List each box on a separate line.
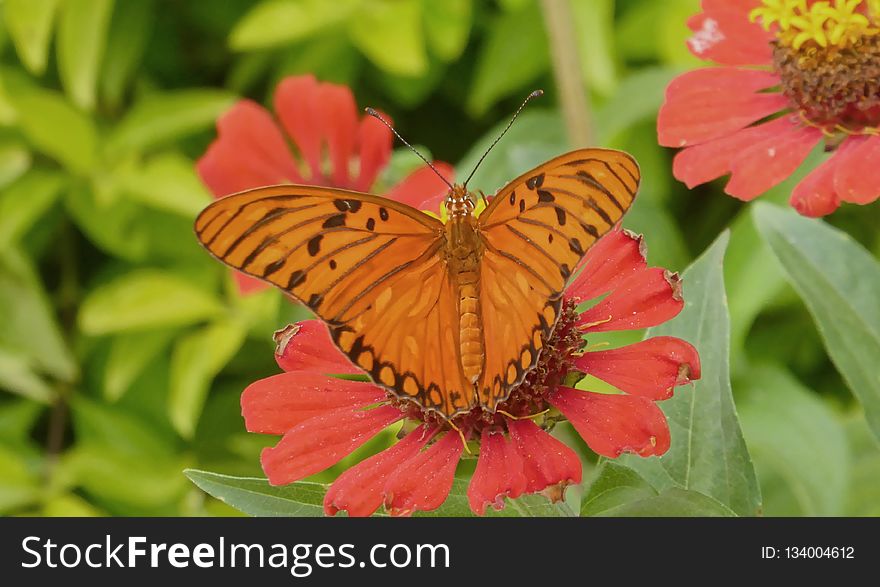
[687, 18, 725, 55]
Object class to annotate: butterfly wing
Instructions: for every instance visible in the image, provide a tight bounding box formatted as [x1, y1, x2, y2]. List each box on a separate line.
[195, 185, 475, 417]
[476, 148, 640, 408]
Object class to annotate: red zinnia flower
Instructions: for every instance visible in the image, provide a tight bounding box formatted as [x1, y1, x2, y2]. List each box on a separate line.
[659, 0, 880, 216]
[241, 228, 701, 517]
[196, 74, 455, 294]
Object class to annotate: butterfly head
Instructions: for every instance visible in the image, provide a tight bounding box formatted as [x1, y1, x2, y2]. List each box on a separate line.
[444, 185, 476, 218]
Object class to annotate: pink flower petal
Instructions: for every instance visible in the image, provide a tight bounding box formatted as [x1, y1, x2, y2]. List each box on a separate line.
[672, 116, 794, 188]
[196, 100, 302, 195]
[274, 75, 323, 180]
[324, 426, 436, 517]
[724, 120, 823, 200]
[241, 372, 386, 434]
[548, 387, 671, 458]
[383, 432, 463, 516]
[834, 135, 880, 205]
[658, 68, 787, 147]
[467, 430, 527, 515]
[261, 405, 402, 485]
[353, 110, 393, 192]
[686, 0, 773, 65]
[790, 146, 849, 217]
[567, 229, 647, 302]
[386, 162, 455, 213]
[577, 268, 683, 332]
[507, 419, 582, 495]
[319, 83, 359, 187]
[575, 336, 701, 400]
[273, 320, 360, 375]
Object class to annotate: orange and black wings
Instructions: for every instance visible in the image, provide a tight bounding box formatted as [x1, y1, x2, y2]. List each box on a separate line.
[476, 148, 640, 408]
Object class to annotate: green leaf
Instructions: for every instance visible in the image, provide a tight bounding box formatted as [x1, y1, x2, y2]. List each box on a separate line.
[0, 137, 31, 190]
[1, 69, 97, 173]
[2, 0, 60, 75]
[63, 184, 151, 260]
[843, 414, 880, 516]
[581, 462, 656, 516]
[423, 0, 472, 62]
[0, 346, 55, 402]
[116, 152, 212, 217]
[0, 169, 64, 249]
[229, 0, 358, 51]
[737, 363, 848, 516]
[349, 0, 427, 76]
[571, 0, 617, 96]
[78, 269, 224, 335]
[169, 318, 248, 438]
[0, 444, 41, 514]
[103, 329, 176, 402]
[620, 232, 763, 516]
[467, 1, 549, 116]
[0, 399, 44, 442]
[0, 249, 77, 382]
[105, 89, 236, 156]
[57, 0, 114, 111]
[596, 487, 737, 517]
[185, 469, 327, 517]
[100, 0, 154, 110]
[753, 203, 880, 441]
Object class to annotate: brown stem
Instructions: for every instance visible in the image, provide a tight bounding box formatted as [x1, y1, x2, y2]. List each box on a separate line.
[540, 0, 593, 147]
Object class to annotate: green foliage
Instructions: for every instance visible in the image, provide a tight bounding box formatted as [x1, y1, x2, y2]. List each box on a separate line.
[0, 0, 877, 518]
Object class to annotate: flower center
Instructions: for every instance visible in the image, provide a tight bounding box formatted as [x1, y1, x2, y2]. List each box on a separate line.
[753, 0, 880, 133]
[393, 298, 585, 438]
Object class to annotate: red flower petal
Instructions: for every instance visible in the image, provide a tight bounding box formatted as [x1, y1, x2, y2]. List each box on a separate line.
[658, 68, 787, 148]
[196, 100, 302, 195]
[319, 82, 359, 187]
[725, 120, 823, 200]
[274, 75, 323, 180]
[467, 430, 527, 515]
[567, 229, 647, 302]
[353, 111, 393, 192]
[507, 419, 582, 494]
[386, 162, 455, 213]
[273, 320, 360, 375]
[232, 271, 269, 295]
[383, 432, 463, 516]
[548, 387, 670, 458]
[575, 336, 701, 400]
[261, 405, 402, 485]
[686, 0, 773, 66]
[672, 116, 793, 188]
[324, 425, 436, 517]
[577, 268, 683, 332]
[834, 135, 880, 205]
[241, 372, 386, 434]
[790, 147, 846, 217]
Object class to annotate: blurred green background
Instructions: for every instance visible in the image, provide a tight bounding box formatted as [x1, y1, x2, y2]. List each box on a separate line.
[1, 0, 878, 517]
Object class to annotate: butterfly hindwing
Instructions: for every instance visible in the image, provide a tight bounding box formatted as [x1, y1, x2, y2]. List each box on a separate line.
[195, 185, 475, 416]
[476, 148, 640, 408]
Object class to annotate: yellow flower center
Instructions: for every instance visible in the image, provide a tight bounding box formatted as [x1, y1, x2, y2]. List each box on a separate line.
[751, 0, 879, 49]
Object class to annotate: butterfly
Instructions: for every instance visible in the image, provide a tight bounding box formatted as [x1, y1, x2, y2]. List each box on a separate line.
[195, 93, 639, 420]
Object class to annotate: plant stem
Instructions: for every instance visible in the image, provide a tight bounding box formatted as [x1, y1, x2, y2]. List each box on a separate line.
[540, 0, 593, 147]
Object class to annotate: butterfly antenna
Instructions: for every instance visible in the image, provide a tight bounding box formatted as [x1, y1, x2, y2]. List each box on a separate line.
[365, 107, 454, 191]
[463, 89, 544, 189]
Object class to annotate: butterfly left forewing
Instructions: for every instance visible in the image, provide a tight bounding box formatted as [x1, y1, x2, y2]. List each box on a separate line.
[195, 185, 477, 417]
[476, 148, 640, 408]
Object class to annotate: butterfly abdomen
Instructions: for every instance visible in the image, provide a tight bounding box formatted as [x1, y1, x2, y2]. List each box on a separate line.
[445, 214, 486, 387]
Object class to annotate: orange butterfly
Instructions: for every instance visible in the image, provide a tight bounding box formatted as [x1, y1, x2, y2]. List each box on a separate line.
[195, 98, 639, 420]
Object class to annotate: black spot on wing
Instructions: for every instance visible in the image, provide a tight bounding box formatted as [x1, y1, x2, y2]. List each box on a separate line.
[263, 258, 285, 278]
[307, 235, 323, 256]
[537, 189, 555, 203]
[366, 218, 376, 231]
[322, 213, 347, 228]
[379, 207, 389, 221]
[569, 237, 584, 255]
[287, 269, 306, 289]
[526, 173, 545, 190]
[555, 206, 567, 226]
[334, 198, 362, 213]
